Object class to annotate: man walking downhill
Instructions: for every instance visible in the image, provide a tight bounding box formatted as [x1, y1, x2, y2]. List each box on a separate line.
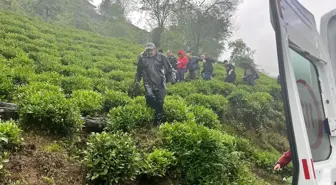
[243, 62, 259, 86]
[187, 53, 202, 80]
[224, 60, 236, 83]
[200, 54, 215, 80]
[177, 50, 189, 82]
[135, 42, 175, 125]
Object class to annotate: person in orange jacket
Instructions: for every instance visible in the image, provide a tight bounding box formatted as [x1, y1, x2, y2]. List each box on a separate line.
[177, 50, 189, 82]
[274, 150, 292, 170]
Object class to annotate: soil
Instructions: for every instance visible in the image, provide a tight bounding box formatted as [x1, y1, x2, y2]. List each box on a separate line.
[1, 134, 86, 185]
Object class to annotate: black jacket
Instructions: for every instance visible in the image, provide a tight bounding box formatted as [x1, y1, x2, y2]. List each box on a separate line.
[135, 52, 173, 89]
[167, 56, 178, 70]
[225, 64, 236, 83]
[202, 57, 215, 73]
[187, 56, 202, 72]
[244, 65, 259, 79]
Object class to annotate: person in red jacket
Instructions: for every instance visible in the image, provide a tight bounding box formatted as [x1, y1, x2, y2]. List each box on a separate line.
[274, 150, 292, 170]
[177, 50, 189, 82]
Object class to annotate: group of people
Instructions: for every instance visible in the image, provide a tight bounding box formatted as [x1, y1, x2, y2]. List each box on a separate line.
[164, 49, 216, 81]
[163, 49, 259, 86]
[135, 42, 262, 125]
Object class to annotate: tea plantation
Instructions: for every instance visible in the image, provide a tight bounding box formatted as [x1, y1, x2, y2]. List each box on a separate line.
[0, 11, 292, 185]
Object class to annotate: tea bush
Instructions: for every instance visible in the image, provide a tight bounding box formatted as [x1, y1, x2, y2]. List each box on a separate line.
[61, 75, 93, 94]
[166, 83, 197, 97]
[228, 89, 273, 128]
[0, 72, 14, 101]
[107, 103, 154, 132]
[103, 90, 133, 112]
[164, 96, 194, 123]
[145, 148, 176, 177]
[207, 80, 236, 96]
[16, 83, 83, 135]
[70, 90, 103, 116]
[185, 94, 228, 114]
[0, 120, 22, 150]
[132, 96, 146, 106]
[189, 105, 220, 129]
[31, 72, 63, 86]
[159, 122, 242, 185]
[84, 132, 142, 184]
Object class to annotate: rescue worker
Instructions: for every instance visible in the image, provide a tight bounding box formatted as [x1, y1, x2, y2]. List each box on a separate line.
[186, 53, 202, 80]
[224, 60, 236, 83]
[274, 150, 292, 170]
[167, 50, 178, 70]
[243, 63, 259, 86]
[177, 50, 189, 82]
[200, 54, 215, 80]
[135, 42, 175, 125]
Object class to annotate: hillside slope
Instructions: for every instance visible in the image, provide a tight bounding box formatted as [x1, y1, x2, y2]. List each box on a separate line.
[0, 11, 291, 185]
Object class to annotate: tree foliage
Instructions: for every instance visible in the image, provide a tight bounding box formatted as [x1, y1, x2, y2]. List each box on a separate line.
[160, 0, 240, 58]
[228, 39, 256, 67]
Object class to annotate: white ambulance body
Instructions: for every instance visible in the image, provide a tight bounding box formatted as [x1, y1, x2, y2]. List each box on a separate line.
[270, 0, 336, 184]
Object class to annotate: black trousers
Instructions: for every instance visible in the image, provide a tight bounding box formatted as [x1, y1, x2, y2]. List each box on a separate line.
[225, 74, 236, 83]
[144, 85, 165, 124]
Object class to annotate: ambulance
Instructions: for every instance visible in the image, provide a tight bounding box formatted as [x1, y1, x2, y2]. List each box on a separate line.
[270, 0, 336, 184]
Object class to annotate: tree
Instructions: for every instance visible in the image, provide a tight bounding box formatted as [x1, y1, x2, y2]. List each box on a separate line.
[31, 0, 66, 22]
[161, 0, 240, 58]
[99, 0, 126, 21]
[139, 0, 188, 47]
[228, 39, 256, 67]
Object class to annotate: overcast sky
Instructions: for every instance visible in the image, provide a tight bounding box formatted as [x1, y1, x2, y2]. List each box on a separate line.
[92, 0, 336, 76]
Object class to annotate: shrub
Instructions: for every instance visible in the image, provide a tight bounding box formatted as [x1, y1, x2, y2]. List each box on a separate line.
[84, 132, 142, 184]
[16, 83, 83, 135]
[189, 105, 220, 129]
[92, 78, 112, 93]
[103, 90, 133, 112]
[9, 66, 34, 86]
[208, 80, 236, 96]
[166, 83, 197, 98]
[159, 122, 242, 185]
[190, 80, 212, 95]
[253, 150, 282, 172]
[107, 103, 154, 132]
[133, 96, 146, 106]
[31, 72, 63, 86]
[0, 120, 22, 150]
[70, 90, 104, 116]
[145, 149, 176, 177]
[246, 92, 273, 128]
[164, 96, 194, 123]
[108, 70, 134, 82]
[61, 75, 93, 94]
[228, 90, 273, 128]
[185, 94, 228, 114]
[0, 72, 14, 101]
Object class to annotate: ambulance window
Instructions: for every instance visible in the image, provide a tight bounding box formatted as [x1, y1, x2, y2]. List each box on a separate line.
[290, 48, 331, 162]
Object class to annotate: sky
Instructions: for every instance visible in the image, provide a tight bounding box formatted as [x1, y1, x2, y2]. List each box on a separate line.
[92, 0, 336, 76]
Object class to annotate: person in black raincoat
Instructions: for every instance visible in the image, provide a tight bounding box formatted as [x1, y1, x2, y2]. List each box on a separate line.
[135, 43, 175, 125]
[200, 54, 215, 80]
[224, 60, 236, 83]
[243, 63, 259, 86]
[167, 50, 178, 70]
